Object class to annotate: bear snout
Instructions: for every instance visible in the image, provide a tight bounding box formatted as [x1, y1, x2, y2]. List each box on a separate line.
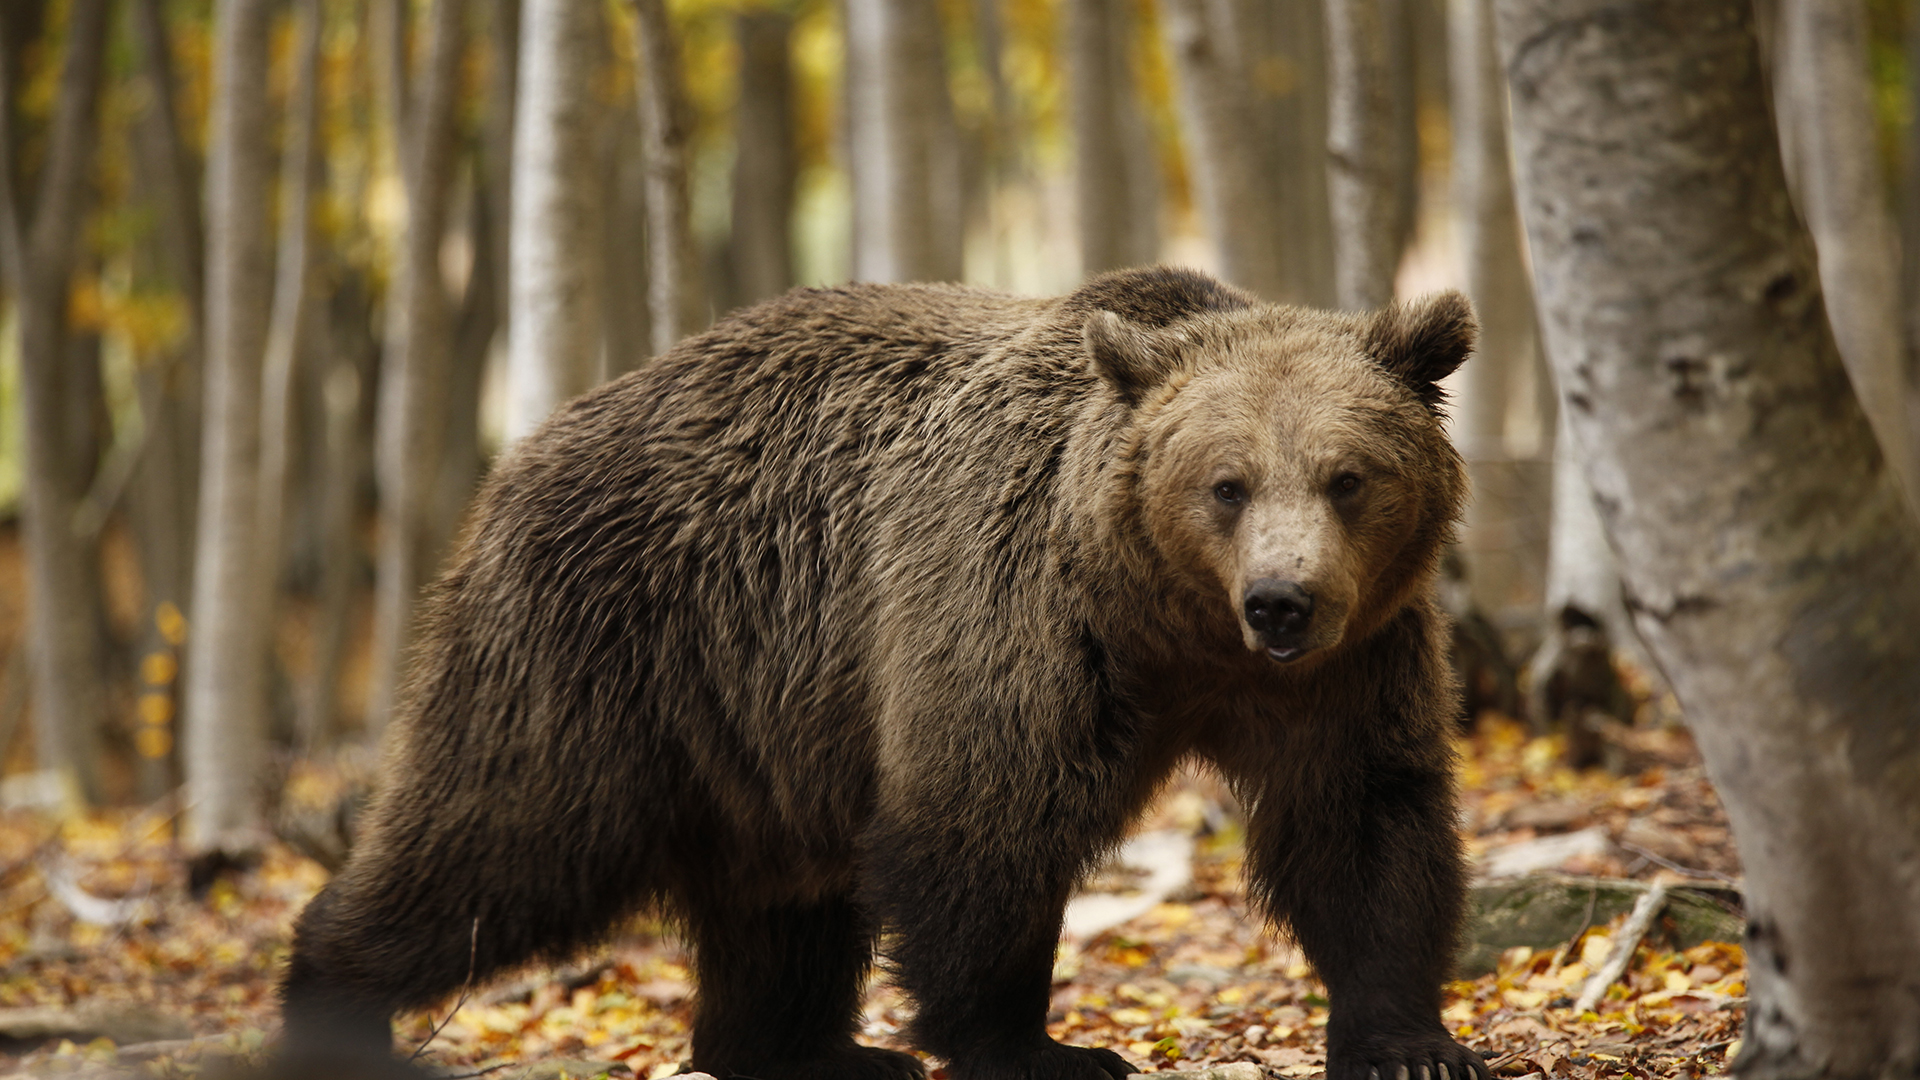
[1243, 578, 1316, 661]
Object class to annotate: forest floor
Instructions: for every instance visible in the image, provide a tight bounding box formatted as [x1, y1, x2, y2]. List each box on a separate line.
[0, 707, 1745, 1080]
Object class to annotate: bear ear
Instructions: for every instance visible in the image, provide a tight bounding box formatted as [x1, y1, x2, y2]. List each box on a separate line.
[1364, 290, 1478, 409]
[1086, 310, 1185, 406]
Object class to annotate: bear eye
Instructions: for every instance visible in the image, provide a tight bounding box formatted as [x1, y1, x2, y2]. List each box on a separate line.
[1331, 472, 1362, 496]
[1213, 481, 1246, 505]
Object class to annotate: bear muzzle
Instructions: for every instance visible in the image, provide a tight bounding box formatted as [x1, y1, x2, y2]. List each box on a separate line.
[1243, 578, 1317, 662]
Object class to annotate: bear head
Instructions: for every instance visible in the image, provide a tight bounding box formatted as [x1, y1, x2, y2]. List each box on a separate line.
[1086, 292, 1474, 666]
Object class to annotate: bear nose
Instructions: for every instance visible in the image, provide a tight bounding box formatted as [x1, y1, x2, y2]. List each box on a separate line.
[1244, 579, 1315, 636]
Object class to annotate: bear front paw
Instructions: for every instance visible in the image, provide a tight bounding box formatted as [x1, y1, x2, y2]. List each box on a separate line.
[948, 1040, 1135, 1080]
[1327, 1032, 1491, 1080]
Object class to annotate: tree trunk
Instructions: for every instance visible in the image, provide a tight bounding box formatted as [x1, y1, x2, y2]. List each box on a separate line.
[1447, 0, 1546, 618]
[256, 0, 323, 741]
[1772, 0, 1916, 510]
[1068, 0, 1159, 277]
[505, 0, 603, 441]
[128, 0, 206, 787]
[1906, 0, 1920, 494]
[1270, 0, 1336, 307]
[843, 0, 961, 284]
[1324, 0, 1408, 310]
[183, 0, 276, 849]
[1495, 3, 1920, 1076]
[367, 0, 466, 737]
[633, 0, 702, 351]
[0, 0, 112, 804]
[1160, 0, 1287, 300]
[729, 10, 797, 307]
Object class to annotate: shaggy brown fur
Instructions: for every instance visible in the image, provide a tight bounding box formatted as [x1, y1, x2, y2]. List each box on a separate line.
[280, 267, 1485, 1080]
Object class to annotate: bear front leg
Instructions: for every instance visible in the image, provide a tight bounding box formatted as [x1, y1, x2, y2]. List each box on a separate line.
[1245, 757, 1489, 1080]
[862, 799, 1135, 1080]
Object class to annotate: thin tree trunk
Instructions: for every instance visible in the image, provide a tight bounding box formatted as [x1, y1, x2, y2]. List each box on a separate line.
[437, 169, 499, 552]
[1069, 0, 1159, 277]
[1324, 0, 1406, 310]
[1773, 0, 1916, 510]
[367, 0, 466, 737]
[1270, 0, 1336, 307]
[730, 10, 797, 307]
[505, 0, 603, 440]
[1161, 0, 1287, 300]
[128, 0, 206, 779]
[0, 0, 112, 804]
[1906, 2, 1920, 494]
[843, 0, 960, 284]
[633, 0, 702, 350]
[1448, 0, 1545, 618]
[257, 0, 324, 741]
[1496, 4, 1920, 1076]
[183, 0, 276, 849]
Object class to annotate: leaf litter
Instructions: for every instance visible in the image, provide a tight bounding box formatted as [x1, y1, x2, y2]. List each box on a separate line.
[0, 714, 1744, 1079]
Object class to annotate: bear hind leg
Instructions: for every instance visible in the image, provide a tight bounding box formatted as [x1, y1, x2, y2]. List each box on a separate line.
[686, 894, 924, 1080]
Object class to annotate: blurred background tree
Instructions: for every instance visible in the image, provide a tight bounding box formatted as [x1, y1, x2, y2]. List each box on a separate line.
[0, 0, 1915, 919]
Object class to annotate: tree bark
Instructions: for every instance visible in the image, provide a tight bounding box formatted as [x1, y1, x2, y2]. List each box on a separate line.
[633, 0, 702, 351]
[1772, 0, 1916, 509]
[505, 0, 603, 441]
[1068, 0, 1159, 277]
[367, 0, 466, 737]
[1160, 0, 1287, 300]
[0, 0, 112, 803]
[729, 10, 797, 307]
[1495, 3, 1920, 1076]
[1906, 0, 1920, 494]
[256, 0, 324, 740]
[183, 0, 276, 848]
[1447, 0, 1546, 618]
[1323, 0, 1408, 310]
[128, 0, 205, 739]
[1270, 0, 1336, 307]
[843, 0, 962, 283]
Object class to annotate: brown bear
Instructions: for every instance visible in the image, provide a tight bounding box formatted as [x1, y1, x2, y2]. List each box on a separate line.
[280, 267, 1486, 1080]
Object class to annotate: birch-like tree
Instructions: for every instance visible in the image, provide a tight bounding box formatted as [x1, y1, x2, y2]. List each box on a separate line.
[1446, 0, 1546, 617]
[1068, 0, 1158, 277]
[367, 0, 467, 736]
[182, 0, 276, 849]
[844, 0, 962, 283]
[634, 0, 702, 351]
[1772, 0, 1916, 508]
[0, 0, 112, 803]
[257, 0, 324, 720]
[1160, 0, 1285, 300]
[1323, 0, 1411, 310]
[1497, 3, 1920, 1074]
[505, 0, 604, 441]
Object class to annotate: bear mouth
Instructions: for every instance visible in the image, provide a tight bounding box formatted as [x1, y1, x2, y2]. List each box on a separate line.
[1265, 645, 1307, 663]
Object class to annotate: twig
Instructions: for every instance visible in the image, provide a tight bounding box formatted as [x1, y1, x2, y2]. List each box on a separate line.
[1616, 842, 1739, 884]
[409, 917, 481, 1063]
[1573, 882, 1668, 1013]
[441, 1063, 519, 1079]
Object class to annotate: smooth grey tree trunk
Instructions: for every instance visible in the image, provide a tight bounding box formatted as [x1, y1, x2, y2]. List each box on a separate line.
[505, 0, 603, 441]
[1270, 0, 1336, 307]
[0, 0, 112, 804]
[1160, 0, 1286, 300]
[368, 0, 465, 737]
[183, 0, 276, 849]
[256, 0, 323, 740]
[1068, 0, 1158, 277]
[1773, 0, 1916, 510]
[730, 10, 797, 307]
[1324, 0, 1409, 310]
[1447, 0, 1546, 618]
[634, 0, 702, 351]
[1495, 3, 1920, 1076]
[844, 0, 961, 283]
